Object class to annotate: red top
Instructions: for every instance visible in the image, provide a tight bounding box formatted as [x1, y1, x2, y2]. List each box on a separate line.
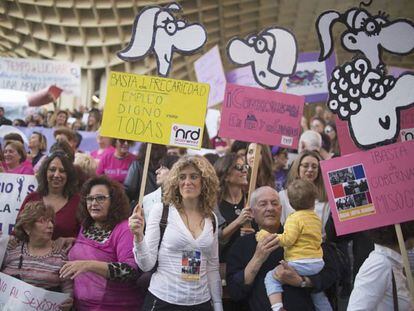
[19, 192, 81, 239]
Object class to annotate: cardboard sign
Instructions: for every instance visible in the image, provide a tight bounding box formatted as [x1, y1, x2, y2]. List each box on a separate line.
[0, 272, 69, 311]
[0, 57, 81, 96]
[226, 66, 263, 89]
[0, 173, 37, 235]
[316, 7, 414, 149]
[219, 83, 304, 148]
[194, 45, 226, 107]
[337, 70, 414, 155]
[285, 52, 336, 103]
[321, 140, 414, 235]
[227, 27, 298, 90]
[118, 2, 207, 77]
[100, 72, 209, 149]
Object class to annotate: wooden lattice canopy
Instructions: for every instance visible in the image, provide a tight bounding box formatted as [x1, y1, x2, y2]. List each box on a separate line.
[1, 0, 413, 103]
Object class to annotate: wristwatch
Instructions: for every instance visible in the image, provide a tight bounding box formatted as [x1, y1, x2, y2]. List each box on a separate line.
[300, 276, 307, 288]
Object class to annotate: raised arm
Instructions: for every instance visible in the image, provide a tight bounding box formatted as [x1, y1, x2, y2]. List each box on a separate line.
[131, 203, 163, 271]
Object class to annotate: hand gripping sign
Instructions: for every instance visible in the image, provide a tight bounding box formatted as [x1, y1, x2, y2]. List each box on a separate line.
[227, 27, 298, 90]
[118, 2, 207, 77]
[316, 3, 414, 149]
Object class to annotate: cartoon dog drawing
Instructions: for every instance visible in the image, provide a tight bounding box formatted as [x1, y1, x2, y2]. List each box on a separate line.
[316, 5, 414, 149]
[227, 27, 298, 90]
[118, 2, 207, 77]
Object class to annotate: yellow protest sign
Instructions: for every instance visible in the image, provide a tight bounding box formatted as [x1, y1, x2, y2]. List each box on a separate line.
[101, 71, 210, 149]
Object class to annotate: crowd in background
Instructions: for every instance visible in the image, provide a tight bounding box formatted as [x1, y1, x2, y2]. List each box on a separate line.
[0, 102, 413, 311]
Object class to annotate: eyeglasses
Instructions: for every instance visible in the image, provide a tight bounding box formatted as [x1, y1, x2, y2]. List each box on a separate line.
[300, 163, 319, 171]
[85, 195, 111, 204]
[233, 164, 249, 172]
[36, 217, 54, 225]
[325, 127, 334, 134]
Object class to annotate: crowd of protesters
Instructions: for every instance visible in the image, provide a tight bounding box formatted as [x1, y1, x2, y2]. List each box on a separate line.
[0, 103, 413, 311]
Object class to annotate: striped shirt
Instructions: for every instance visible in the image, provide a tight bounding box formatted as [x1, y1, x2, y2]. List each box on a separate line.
[1, 243, 72, 294]
[277, 209, 323, 261]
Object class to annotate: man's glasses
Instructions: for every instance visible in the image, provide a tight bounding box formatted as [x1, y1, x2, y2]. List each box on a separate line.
[233, 164, 249, 172]
[85, 195, 111, 204]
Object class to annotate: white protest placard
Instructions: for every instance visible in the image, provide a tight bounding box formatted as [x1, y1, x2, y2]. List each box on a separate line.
[0, 272, 69, 311]
[0, 173, 37, 236]
[0, 235, 8, 267]
[0, 57, 81, 97]
[194, 45, 227, 107]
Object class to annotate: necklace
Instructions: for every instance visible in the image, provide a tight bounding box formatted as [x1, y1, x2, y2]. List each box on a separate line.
[181, 210, 204, 237]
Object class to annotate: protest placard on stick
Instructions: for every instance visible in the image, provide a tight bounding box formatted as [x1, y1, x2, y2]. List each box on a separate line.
[219, 83, 304, 150]
[321, 140, 414, 236]
[100, 72, 209, 204]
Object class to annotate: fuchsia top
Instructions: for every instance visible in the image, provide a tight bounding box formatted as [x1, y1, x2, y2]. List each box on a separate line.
[90, 146, 115, 162]
[3, 162, 34, 175]
[96, 151, 135, 184]
[68, 220, 143, 311]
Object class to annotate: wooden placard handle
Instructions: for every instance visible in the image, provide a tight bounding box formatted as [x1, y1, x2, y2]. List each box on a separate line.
[395, 223, 414, 300]
[244, 144, 261, 228]
[138, 143, 152, 206]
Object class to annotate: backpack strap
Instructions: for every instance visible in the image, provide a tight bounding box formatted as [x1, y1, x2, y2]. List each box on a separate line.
[392, 269, 399, 311]
[211, 213, 217, 233]
[158, 203, 169, 250]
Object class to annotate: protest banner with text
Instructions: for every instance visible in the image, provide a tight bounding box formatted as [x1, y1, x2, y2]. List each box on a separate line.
[0, 57, 81, 97]
[219, 83, 305, 149]
[0, 272, 69, 311]
[100, 72, 209, 149]
[0, 173, 37, 236]
[321, 140, 414, 235]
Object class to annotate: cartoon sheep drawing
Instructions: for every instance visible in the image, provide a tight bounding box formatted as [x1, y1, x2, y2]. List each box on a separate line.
[118, 2, 207, 77]
[316, 5, 414, 149]
[227, 27, 298, 90]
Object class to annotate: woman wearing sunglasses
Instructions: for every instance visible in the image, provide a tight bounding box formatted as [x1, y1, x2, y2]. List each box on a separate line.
[214, 153, 254, 262]
[61, 176, 143, 310]
[96, 138, 136, 184]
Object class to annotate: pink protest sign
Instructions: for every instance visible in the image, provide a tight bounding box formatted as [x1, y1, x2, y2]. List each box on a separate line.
[194, 45, 226, 107]
[321, 140, 414, 235]
[219, 83, 304, 148]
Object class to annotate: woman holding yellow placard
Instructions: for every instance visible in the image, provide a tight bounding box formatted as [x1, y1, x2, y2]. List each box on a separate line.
[129, 155, 223, 311]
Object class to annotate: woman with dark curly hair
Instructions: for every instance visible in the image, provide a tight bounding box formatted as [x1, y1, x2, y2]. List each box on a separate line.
[60, 176, 143, 310]
[19, 151, 80, 240]
[129, 155, 223, 311]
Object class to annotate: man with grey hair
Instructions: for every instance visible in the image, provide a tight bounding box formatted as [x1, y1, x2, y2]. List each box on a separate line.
[226, 186, 338, 310]
[298, 130, 330, 160]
